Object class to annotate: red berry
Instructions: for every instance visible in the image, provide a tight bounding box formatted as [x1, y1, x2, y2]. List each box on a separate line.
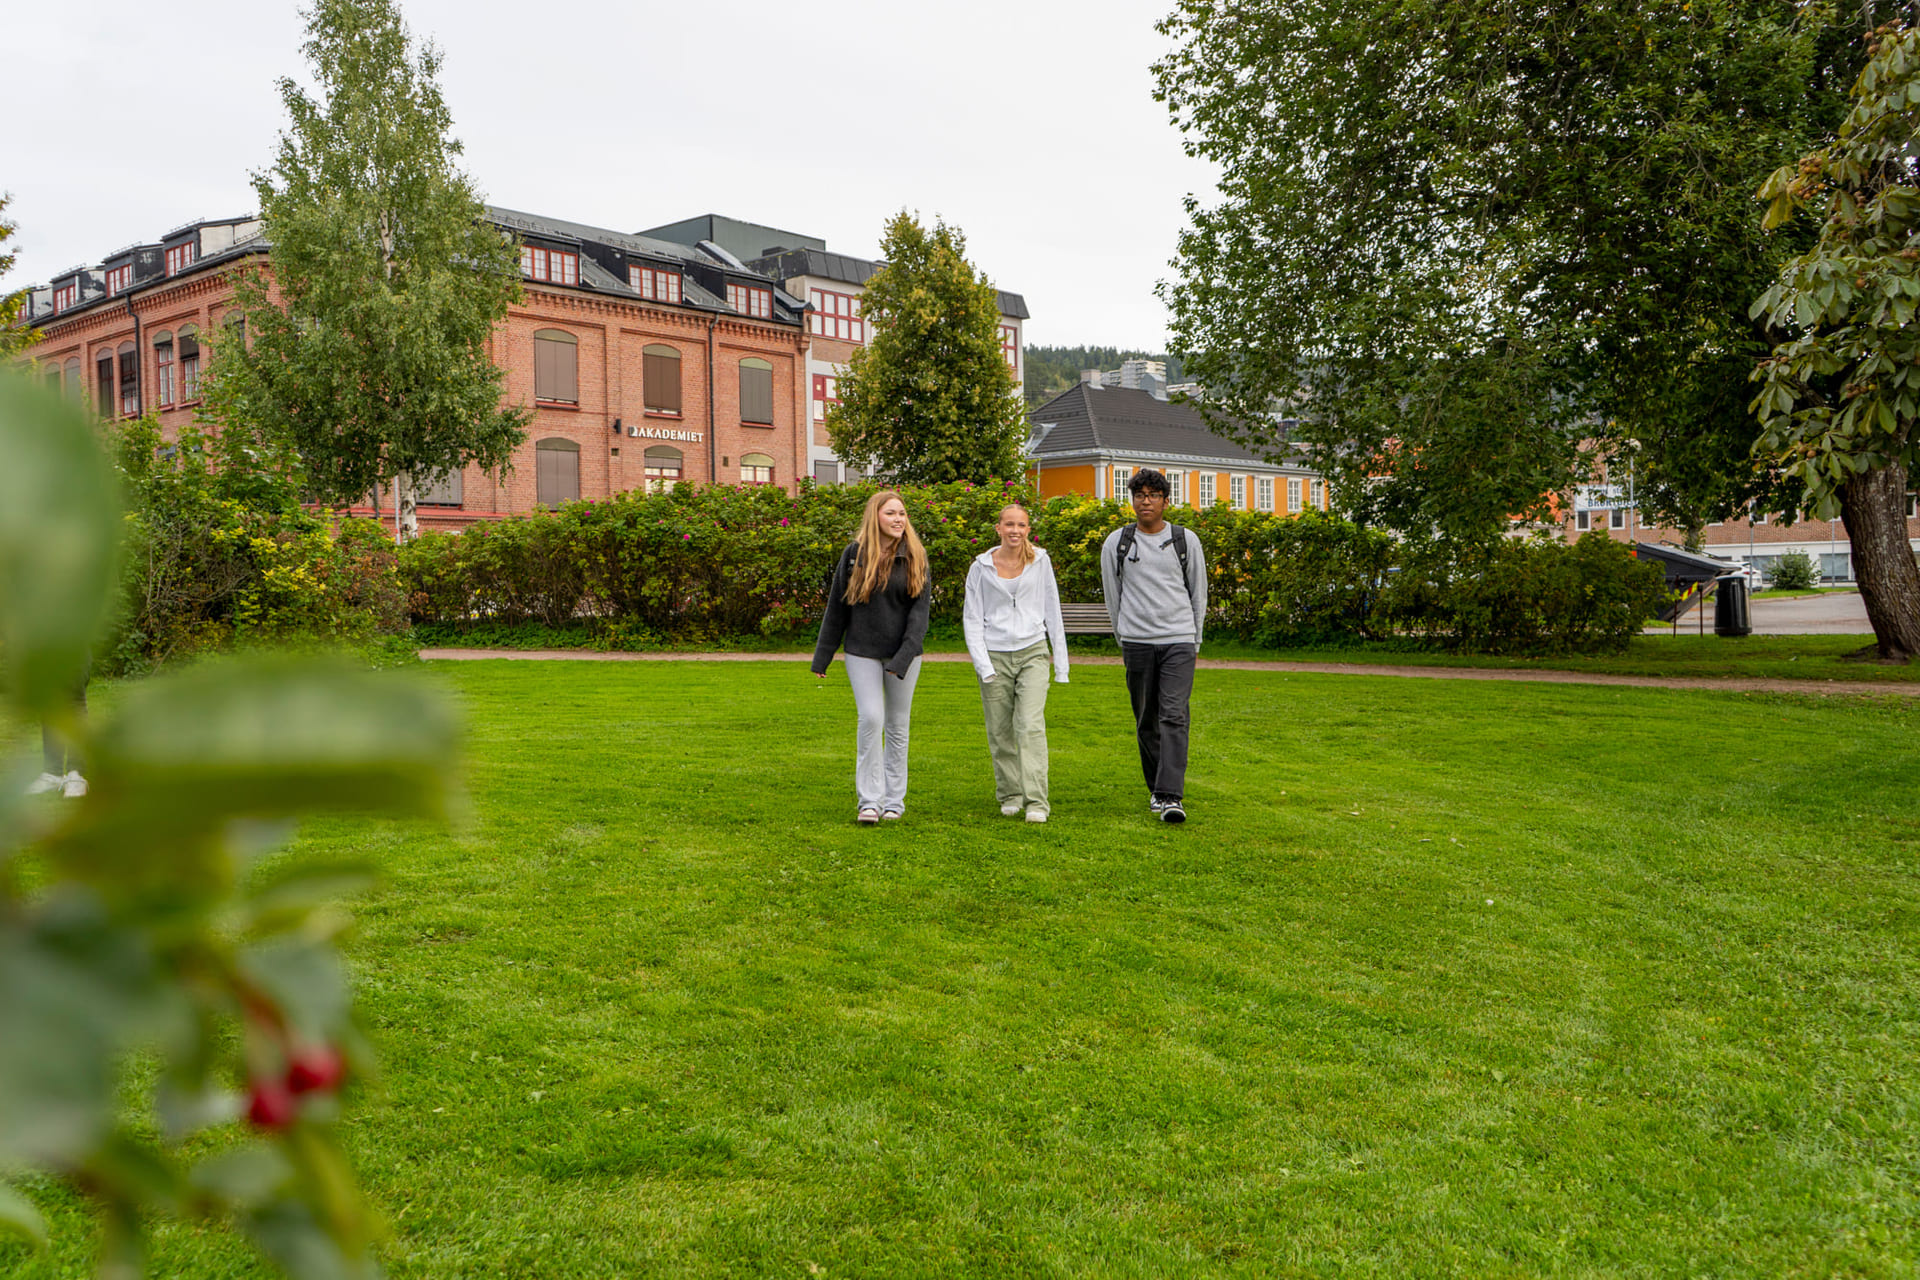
[247, 1080, 297, 1130]
[286, 1045, 345, 1095]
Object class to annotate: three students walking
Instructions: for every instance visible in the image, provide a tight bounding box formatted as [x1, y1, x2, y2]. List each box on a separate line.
[812, 470, 1203, 825]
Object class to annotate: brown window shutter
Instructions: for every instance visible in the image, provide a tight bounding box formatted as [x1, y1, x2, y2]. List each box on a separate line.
[740, 359, 773, 425]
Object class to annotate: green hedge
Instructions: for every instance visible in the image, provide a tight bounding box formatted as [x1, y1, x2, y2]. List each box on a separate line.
[401, 484, 1665, 655]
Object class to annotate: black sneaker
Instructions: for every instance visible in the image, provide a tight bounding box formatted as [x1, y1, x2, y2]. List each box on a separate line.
[1160, 800, 1186, 824]
[1149, 794, 1167, 815]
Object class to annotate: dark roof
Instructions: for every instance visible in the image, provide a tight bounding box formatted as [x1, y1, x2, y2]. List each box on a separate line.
[636, 214, 827, 262]
[747, 246, 1030, 320]
[1027, 383, 1299, 467]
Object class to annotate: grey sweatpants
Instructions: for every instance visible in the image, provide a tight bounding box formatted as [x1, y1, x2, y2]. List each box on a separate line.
[845, 654, 922, 813]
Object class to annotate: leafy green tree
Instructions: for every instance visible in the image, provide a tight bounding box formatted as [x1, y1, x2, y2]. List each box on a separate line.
[827, 213, 1028, 484]
[207, 0, 527, 541]
[0, 194, 35, 359]
[1751, 19, 1920, 661]
[1152, 0, 1861, 546]
[0, 373, 458, 1278]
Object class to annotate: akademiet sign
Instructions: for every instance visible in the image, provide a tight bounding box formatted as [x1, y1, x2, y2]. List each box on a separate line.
[628, 425, 705, 442]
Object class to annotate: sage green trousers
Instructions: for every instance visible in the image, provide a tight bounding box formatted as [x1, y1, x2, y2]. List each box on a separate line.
[979, 640, 1052, 815]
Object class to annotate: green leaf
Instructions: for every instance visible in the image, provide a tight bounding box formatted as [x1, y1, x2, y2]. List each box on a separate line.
[56, 658, 459, 872]
[240, 938, 351, 1044]
[0, 374, 121, 719]
[0, 1180, 48, 1250]
[191, 1143, 295, 1208]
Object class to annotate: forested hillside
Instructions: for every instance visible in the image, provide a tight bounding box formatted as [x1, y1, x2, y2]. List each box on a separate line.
[1023, 346, 1185, 405]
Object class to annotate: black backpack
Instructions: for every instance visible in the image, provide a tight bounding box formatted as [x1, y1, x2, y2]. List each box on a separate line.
[1112, 523, 1194, 610]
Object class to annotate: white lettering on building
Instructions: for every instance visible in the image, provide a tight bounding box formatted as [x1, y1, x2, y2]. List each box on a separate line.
[628, 426, 705, 442]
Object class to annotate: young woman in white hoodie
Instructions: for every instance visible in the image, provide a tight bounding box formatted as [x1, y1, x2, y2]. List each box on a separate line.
[962, 503, 1070, 823]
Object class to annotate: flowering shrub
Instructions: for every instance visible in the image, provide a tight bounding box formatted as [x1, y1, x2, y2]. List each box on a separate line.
[400, 482, 1663, 654]
[107, 419, 407, 672]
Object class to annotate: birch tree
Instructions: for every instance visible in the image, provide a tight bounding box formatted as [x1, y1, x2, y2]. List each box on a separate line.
[208, 0, 526, 540]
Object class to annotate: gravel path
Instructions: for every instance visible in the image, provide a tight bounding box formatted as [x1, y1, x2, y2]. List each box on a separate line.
[417, 648, 1920, 698]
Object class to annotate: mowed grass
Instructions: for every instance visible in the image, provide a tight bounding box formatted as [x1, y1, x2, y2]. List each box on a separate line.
[8, 660, 1920, 1277]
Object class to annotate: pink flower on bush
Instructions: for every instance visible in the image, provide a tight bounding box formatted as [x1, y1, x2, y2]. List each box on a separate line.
[682, 533, 691, 540]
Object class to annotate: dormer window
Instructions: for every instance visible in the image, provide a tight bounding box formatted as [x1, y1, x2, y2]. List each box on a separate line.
[52, 284, 76, 313]
[105, 265, 133, 294]
[165, 242, 196, 276]
[521, 246, 579, 285]
[629, 265, 682, 303]
[727, 283, 772, 320]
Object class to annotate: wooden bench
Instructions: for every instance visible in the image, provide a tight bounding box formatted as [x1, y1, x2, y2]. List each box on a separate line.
[1060, 602, 1114, 636]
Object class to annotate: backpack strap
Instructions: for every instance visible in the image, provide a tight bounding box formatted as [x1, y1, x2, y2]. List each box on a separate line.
[1112, 524, 1138, 610]
[1169, 525, 1193, 603]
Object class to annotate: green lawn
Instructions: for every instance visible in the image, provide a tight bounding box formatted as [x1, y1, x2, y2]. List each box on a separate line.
[9, 661, 1919, 1276]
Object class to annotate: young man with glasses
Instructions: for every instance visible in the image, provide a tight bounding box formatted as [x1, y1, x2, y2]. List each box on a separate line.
[1099, 469, 1207, 822]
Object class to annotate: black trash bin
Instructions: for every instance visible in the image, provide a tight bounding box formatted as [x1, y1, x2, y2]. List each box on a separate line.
[1714, 573, 1751, 637]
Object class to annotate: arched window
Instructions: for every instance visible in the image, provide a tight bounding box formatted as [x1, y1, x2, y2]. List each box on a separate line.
[177, 326, 200, 402]
[740, 452, 774, 486]
[44, 364, 61, 394]
[535, 437, 580, 507]
[643, 445, 683, 494]
[643, 343, 681, 415]
[64, 358, 81, 401]
[152, 331, 175, 408]
[95, 349, 115, 419]
[739, 357, 773, 425]
[533, 329, 578, 404]
[118, 341, 139, 418]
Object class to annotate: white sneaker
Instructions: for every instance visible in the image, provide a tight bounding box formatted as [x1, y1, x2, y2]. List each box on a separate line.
[1000, 801, 1023, 817]
[26, 772, 65, 795]
[1024, 808, 1047, 824]
[61, 772, 88, 798]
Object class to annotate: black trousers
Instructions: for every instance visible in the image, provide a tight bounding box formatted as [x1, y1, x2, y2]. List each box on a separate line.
[1121, 642, 1195, 800]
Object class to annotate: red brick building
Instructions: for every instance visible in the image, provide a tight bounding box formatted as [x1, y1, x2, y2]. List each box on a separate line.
[16, 207, 810, 531]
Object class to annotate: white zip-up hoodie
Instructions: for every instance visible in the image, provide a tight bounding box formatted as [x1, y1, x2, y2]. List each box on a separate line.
[962, 546, 1070, 684]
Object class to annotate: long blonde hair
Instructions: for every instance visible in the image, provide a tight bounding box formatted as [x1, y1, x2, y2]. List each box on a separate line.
[846, 490, 928, 603]
[997, 503, 1037, 567]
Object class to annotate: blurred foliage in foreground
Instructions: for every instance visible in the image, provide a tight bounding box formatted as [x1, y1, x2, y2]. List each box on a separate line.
[0, 371, 459, 1277]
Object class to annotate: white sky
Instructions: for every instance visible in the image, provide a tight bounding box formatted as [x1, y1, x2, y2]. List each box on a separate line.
[5, 0, 1219, 350]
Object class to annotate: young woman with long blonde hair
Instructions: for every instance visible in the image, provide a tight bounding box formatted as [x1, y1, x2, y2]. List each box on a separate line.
[962, 503, 1069, 822]
[812, 491, 932, 824]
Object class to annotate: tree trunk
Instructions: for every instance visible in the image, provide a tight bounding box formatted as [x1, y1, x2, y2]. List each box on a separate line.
[1839, 460, 1920, 661]
[397, 469, 418, 543]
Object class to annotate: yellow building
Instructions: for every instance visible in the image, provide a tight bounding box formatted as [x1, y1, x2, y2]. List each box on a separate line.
[1027, 383, 1329, 514]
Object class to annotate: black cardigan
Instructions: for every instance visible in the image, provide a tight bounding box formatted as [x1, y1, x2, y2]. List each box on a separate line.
[811, 541, 931, 676]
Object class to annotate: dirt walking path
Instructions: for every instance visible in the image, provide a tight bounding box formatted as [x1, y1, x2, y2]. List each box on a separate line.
[417, 648, 1920, 698]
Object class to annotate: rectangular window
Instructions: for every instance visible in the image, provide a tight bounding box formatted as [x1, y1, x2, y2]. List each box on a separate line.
[728, 283, 772, 319]
[521, 246, 579, 285]
[808, 289, 865, 342]
[1609, 507, 1626, 530]
[1230, 476, 1246, 509]
[1166, 471, 1184, 504]
[105, 265, 132, 294]
[53, 285, 76, 312]
[1256, 477, 1274, 512]
[1311, 479, 1325, 509]
[417, 467, 464, 506]
[740, 359, 774, 425]
[1575, 509, 1591, 531]
[1198, 473, 1215, 506]
[165, 243, 196, 276]
[96, 355, 114, 418]
[813, 460, 840, 483]
[1114, 467, 1132, 494]
[1000, 324, 1019, 371]
[1287, 477, 1303, 513]
[119, 347, 139, 418]
[643, 346, 682, 415]
[1752, 507, 1769, 526]
[811, 373, 840, 422]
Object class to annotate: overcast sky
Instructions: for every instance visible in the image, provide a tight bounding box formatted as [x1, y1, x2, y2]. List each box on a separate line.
[6, 0, 1219, 351]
